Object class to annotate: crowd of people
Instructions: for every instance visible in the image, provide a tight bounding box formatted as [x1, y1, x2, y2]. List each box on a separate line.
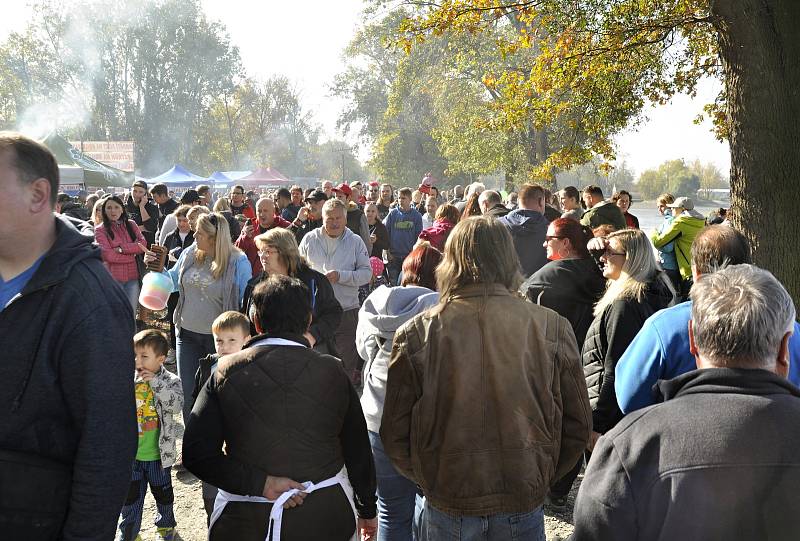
[2, 130, 799, 541]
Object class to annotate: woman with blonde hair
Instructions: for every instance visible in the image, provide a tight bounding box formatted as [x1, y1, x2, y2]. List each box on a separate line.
[241, 228, 342, 355]
[212, 197, 242, 242]
[144, 212, 251, 424]
[583, 228, 676, 440]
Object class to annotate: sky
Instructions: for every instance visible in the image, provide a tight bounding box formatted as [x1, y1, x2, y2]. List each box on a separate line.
[1, 0, 731, 177]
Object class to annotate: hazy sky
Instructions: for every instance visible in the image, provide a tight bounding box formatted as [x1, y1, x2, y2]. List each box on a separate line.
[1, 0, 731, 176]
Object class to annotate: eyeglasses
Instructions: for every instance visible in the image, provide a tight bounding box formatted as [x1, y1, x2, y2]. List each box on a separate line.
[257, 249, 279, 258]
[603, 248, 626, 258]
[231, 191, 244, 196]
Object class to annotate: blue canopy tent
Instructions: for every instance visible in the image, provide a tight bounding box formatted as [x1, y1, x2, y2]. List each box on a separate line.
[207, 170, 251, 188]
[148, 165, 206, 187]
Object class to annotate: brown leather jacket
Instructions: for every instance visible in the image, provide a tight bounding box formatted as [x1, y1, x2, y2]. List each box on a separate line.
[380, 284, 592, 516]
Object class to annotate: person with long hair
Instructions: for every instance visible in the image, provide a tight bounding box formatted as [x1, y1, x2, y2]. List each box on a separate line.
[460, 192, 482, 219]
[519, 218, 606, 508]
[583, 229, 676, 443]
[241, 227, 343, 355]
[94, 194, 147, 311]
[356, 242, 442, 540]
[144, 212, 251, 425]
[418, 203, 459, 251]
[365, 202, 390, 259]
[381, 216, 591, 540]
[212, 197, 242, 242]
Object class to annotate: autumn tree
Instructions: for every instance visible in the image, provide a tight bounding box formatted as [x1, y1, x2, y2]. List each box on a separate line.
[393, 0, 800, 304]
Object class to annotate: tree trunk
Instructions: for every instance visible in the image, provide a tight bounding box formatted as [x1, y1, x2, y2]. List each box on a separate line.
[711, 0, 800, 306]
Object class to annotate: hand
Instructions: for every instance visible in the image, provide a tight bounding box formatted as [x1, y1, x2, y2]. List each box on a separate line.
[588, 430, 602, 452]
[325, 270, 340, 284]
[586, 237, 608, 252]
[359, 518, 378, 541]
[139, 243, 156, 263]
[139, 198, 148, 209]
[243, 224, 255, 238]
[369, 234, 377, 244]
[297, 207, 309, 222]
[138, 368, 155, 382]
[303, 331, 316, 347]
[263, 476, 307, 508]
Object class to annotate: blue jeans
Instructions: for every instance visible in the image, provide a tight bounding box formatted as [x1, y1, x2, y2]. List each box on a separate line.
[117, 460, 175, 541]
[422, 502, 545, 541]
[120, 279, 140, 315]
[176, 328, 216, 423]
[369, 431, 419, 541]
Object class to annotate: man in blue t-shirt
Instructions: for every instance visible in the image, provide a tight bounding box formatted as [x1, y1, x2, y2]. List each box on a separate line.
[616, 225, 800, 414]
[383, 186, 423, 285]
[0, 133, 137, 540]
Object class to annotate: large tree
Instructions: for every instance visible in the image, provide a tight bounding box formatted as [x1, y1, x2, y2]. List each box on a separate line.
[395, 0, 800, 304]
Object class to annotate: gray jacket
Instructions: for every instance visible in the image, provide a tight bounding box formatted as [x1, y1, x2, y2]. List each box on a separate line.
[299, 227, 372, 311]
[138, 366, 183, 468]
[356, 285, 439, 433]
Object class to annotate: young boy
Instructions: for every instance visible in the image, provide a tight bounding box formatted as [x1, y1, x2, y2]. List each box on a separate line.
[193, 311, 251, 522]
[118, 330, 183, 541]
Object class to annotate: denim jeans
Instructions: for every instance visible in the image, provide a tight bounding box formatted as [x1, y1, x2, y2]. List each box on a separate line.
[176, 328, 216, 423]
[120, 279, 140, 315]
[422, 501, 545, 541]
[369, 431, 418, 541]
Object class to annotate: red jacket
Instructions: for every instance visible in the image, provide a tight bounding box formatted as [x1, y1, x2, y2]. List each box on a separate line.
[235, 216, 292, 277]
[95, 220, 146, 283]
[418, 219, 456, 251]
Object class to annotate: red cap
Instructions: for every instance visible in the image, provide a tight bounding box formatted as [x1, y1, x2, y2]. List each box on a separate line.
[333, 183, 352, 197]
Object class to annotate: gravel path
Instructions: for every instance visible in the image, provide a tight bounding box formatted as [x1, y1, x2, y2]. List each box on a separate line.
[137, 432, 580, 541]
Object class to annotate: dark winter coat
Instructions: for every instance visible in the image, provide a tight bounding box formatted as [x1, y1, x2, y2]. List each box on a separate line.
[573, 368, 800, 541]
[162, 228, 194, 270]
[241, 264, 343, 355]
[0, 215, 137, 541]
[520, 257, 606, 348]
[499, 209, 549, 278]
[125, 195, 159, 245]
[581, 275, 674, 433]
[183, 334, 377, 538]
[485, 203, 510, 219]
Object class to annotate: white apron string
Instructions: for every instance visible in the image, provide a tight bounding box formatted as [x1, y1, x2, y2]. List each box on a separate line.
[208, 466, 358, 541]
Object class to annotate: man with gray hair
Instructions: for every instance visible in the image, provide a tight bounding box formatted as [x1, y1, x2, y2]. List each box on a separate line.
[299, 198, 372, 384]
[478, 190, 509, 219]
[572, 263, 800, 541]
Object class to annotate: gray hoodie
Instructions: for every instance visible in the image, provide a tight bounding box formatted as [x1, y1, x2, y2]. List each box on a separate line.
[357, 285, 439, 433]
[299, 226, 372, 311]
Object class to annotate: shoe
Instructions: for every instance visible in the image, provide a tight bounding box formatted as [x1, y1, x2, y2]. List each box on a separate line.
[545, 493, 567, 510]
[156, 527, 176, 541]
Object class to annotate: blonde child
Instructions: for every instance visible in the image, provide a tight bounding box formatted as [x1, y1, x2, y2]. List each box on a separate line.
[190, 311, 251, 522]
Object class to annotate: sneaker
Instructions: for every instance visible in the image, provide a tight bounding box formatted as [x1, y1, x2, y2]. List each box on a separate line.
[156, 527, 176, 541]
[545, 493, 567, 510]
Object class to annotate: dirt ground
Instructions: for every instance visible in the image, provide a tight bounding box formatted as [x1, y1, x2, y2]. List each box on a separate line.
[137, 424, 580, 541]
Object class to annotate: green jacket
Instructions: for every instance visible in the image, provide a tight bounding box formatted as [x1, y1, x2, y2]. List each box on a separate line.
[580, 201, 627, 231]
[650, 213, 706, 279]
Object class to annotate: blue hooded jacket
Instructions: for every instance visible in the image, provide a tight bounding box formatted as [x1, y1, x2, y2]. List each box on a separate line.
[500, 209, 549, 278]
